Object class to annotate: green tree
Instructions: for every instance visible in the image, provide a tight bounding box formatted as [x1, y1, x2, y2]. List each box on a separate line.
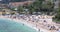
[27, 0, 45, 14]
[11, 8, 15, 11]
[41, 1, 54, 15]
[25, 0, 54, 14]
[54, 8, 60, 21]
[17, 6, 24, 13]
[53, 0, 60, 22]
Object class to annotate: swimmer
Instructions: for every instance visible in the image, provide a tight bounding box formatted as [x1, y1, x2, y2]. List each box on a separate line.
[38, 29, 40, 32]
[23, 24, 24, 25]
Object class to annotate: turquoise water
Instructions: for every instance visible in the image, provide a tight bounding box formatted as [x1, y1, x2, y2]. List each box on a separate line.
[0, 18, 37, 32]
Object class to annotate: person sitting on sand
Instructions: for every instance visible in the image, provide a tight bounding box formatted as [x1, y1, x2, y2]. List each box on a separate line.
[56, 29, 60, 32]
[49, 25, 56, 30]
[44, 20, 47, 22]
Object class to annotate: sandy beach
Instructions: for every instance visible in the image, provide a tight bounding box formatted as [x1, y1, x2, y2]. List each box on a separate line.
[0, 15, 60, 32]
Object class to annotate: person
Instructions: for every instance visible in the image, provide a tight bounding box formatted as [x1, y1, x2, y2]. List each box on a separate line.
[38, 29, 40, 32]
[49, 25, 56, 30]
[57, 29, 60, 32]
[36, 24, 37, 28]
[44, 20, 46, 22]
[23, 24, 24, 26]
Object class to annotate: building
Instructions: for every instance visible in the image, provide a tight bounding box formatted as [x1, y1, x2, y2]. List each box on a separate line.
[8, 1, 33, 8]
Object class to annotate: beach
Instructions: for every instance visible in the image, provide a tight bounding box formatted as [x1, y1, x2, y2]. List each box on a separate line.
[0, 15, 60, 32]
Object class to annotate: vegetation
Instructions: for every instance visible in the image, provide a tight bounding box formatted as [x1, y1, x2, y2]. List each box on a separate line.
[53, 8, 60, 22]
[17, 6, 24, 13]
[23, 0, 54, 15]
[52, 2, 60, 22]
[10, 8, 15, 11]
[10, 0, 60, 22]
[10, 12, 16, 15]
[10, 0, 54, 15]
[27, 0, 45, 14]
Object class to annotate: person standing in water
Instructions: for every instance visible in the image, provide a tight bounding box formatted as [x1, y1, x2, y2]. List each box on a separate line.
[38, 29, 40, 32]
[23, 24, 24, 26]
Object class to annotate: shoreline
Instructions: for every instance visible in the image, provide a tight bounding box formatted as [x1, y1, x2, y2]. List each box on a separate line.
[0, 16, 39, 31]
[0, 15, 58, 32]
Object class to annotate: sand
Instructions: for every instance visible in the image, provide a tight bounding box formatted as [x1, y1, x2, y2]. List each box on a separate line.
[0, 15, 59, 32]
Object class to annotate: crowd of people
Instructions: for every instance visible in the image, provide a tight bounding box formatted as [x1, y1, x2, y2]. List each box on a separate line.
[1, 14, 60, 32]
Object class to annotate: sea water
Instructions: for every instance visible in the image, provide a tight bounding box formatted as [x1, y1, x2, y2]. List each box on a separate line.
[0, 18, 37, 32]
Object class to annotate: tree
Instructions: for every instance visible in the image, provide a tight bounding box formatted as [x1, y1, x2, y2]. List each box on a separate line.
[25, 0, 54, 15]
[54, 8, 60, 21]
[26, 0, 45, 14]
[11, 8, 15, 11]
[17, 6, 24, 13]
[52, 0, 60, 23]
[41, 1, 54, 15]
